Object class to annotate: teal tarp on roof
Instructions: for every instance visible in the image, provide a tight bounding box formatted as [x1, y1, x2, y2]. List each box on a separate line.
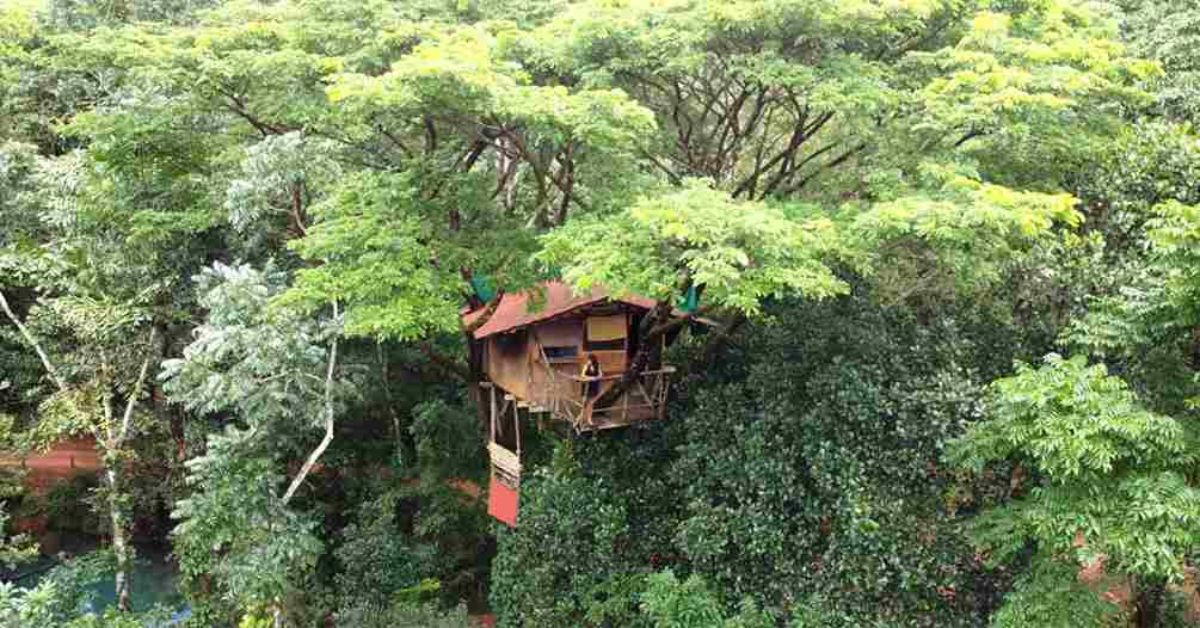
[469, 275, 496, 303]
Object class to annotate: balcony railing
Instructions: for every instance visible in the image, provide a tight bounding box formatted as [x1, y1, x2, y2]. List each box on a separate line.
[531, 366, 675, 432]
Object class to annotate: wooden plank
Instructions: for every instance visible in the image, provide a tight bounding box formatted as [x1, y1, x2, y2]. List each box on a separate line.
[489, 385, 497, 442]
[488, 442, 522, 476]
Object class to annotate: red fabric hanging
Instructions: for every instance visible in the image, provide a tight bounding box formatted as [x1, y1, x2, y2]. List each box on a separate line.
[488, 474, 519, 527]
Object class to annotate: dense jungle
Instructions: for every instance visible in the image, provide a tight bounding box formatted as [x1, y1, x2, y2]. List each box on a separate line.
[0, 0, 1197, 626]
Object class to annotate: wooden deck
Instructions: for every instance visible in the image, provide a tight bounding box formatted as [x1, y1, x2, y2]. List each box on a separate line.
[529, 366, 674, 433]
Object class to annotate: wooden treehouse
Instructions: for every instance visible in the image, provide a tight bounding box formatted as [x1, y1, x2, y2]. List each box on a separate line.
[461, 281, 697, 526]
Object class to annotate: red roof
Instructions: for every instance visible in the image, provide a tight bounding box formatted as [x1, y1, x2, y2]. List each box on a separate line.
[462, 281, 659, 340]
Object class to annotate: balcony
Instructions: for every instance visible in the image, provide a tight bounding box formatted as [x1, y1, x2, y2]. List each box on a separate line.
[531, 366, 675, 432]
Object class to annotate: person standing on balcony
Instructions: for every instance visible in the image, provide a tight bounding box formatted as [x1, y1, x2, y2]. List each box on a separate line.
[581, 353, 603, 424]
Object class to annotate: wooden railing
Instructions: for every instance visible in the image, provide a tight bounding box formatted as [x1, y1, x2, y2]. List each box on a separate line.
[532, 366, 675, 432]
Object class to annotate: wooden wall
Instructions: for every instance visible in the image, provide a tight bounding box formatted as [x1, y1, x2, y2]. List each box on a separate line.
[485, 330, 531, 400]
[482, 311, 633, 405]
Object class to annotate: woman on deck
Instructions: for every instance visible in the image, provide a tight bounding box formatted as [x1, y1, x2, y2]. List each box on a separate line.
[581, 354, 603, 423]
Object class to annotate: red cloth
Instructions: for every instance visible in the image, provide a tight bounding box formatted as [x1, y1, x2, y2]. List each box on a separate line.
[488, 475, 519, 527]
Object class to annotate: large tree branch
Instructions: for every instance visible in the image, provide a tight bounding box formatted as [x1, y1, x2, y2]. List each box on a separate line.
[783, 142, 868, 194]
[593, 302, 712, 408]
[219, 92, 290, 137]
[376, 125, 414, 158]
[282, 302, 339, 505]
[0, 290, 67, 393]
[117, 327, 158, 445]
[424, 116, 438, 154]
[462, 290, 505, 335]
[733, 110, 836, 199]
[641, 150, 683, 185]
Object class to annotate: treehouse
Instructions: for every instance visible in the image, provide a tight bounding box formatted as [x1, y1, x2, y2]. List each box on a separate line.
[461, 281, 697, 526]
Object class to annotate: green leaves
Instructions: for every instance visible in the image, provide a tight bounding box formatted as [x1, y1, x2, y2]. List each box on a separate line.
[161, 262, 341, 430]
[171, 425, 322, 621]
[949, 354, 1199, 582]
[986, 556, 1122, 627]
[328, 26, 504, 118]
[279, 173, 467, 341]
[539, 180, 847, 316]
[641, 571, 771, 628]
[846, 163, 1082, 302]
[950, 354, 1190, 478]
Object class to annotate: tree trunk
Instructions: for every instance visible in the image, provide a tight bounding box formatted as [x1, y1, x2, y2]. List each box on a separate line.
[462, 291, 504, 439]
[106, 466, 132, 612]
[1134, 578, 1166, 628]
[282, 311, 338, 505]
[593, 300, 673, 408]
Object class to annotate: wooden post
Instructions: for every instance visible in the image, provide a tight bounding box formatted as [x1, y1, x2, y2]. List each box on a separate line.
[622, 383, 629, 423]
[657, 371, 666, 420]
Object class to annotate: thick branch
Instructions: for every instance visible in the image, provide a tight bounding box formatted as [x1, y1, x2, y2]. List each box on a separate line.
[953, 128, 984, 148]
[0, 290, 67, 392]
[462, 290, 505, 335]
[783, 142, 868, 195]
[282, 303, 339, 505]
[117, 327, 158, 444]
[424, 116, 438, 154]
[220, 92, 289, 137]
[641, 150, 683, 185]
[289, 183, 308, 237]
[593, 301, 710, 407]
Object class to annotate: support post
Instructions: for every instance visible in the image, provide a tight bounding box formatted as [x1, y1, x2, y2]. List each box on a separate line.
[489, 384, 496, 442]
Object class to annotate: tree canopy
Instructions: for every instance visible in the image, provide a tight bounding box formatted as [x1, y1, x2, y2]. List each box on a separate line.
[0, 0, 1196, 626]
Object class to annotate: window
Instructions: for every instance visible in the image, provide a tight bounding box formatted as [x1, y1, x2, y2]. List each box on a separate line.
[584, 338, 624, 351]
[496, 330, 527, 354]
[543, 345, 578, 360]
[584, 315, 626, 352]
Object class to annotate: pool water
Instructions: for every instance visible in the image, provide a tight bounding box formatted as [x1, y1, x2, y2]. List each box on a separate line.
[12, 537, 187, 616]
[85, 543, 186, 613]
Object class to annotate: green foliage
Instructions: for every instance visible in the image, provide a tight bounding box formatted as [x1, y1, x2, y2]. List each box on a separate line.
[2, 0, 1199, 625]
[0, 504, 37, 571]
[986, 557, 1122, 628]
[411, 398, 487, 482]
[949, 354, 1199, 585]
[1120, 0, 1200, 126]
[665, 297, 994, 626]
[640, 571, 772, 628]
[334, 490, 439, 613]
[333, 600, 470, 628]
[0, 550, 122, 626]
[161, 262, 345, 433]
[171, 426, 323, 624]
[540, 180, 848, 314]
[280, 173, 478, 340]
[162, 262, 344, 620]
[847, 163, 1083, 302]
[490, 458, 644, 627]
